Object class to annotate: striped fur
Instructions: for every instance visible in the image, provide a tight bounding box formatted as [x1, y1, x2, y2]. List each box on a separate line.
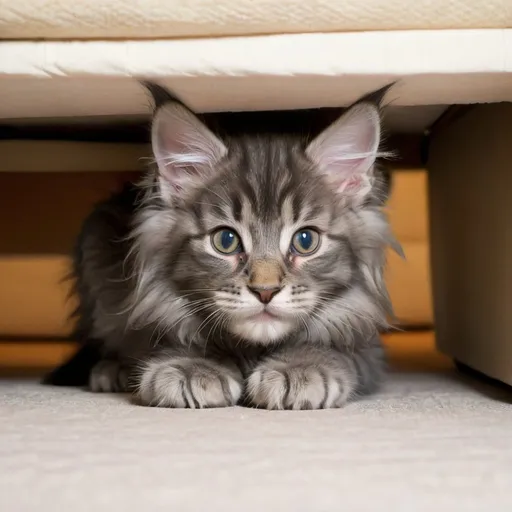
[46, 83, 400, 410]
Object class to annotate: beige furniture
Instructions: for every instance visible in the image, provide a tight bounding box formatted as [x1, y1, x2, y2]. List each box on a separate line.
[0, 1, 511, 120]
[429, 104, 512, 385]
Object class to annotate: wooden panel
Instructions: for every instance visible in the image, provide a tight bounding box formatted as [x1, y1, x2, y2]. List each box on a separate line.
[386, 170, 429, 242]
[386, 242, 433, 326]
[0, 171, 140, 254]
[0, 256, 74, 337]
[0, 332, 450, 374]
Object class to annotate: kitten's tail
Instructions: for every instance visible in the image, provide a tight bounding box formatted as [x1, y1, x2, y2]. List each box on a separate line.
[42, 343, 101, 387]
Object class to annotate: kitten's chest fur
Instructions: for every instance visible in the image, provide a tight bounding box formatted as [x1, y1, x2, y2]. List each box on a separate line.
[161, 320, 283, 374]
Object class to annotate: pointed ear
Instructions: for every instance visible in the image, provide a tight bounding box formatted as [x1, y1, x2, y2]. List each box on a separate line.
[306, 102, 382, 202]
[151, 101, 227, 202]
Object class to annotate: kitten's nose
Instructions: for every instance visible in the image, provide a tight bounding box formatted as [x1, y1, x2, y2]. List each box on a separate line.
[248, 285, 282, 304]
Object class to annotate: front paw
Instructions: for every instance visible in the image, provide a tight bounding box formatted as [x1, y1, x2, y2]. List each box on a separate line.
[89, 360, 130, 392]
[247, 361, 352, 410]
[137, 357, 243, 408]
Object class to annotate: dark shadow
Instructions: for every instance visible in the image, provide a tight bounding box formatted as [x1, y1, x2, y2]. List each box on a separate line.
[452, 361, 512, 404]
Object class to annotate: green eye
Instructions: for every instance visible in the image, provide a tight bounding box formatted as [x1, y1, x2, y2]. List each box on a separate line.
[211, 229, 242, 255]
[291, 229, 320, 255]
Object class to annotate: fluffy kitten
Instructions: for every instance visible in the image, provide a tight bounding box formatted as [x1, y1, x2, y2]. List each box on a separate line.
[46, 83, 399, 410]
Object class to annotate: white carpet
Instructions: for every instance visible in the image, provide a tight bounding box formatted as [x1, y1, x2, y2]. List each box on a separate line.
[1, 371, 512, 512]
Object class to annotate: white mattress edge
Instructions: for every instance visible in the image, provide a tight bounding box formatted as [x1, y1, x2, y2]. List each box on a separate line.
[2, 30, 511, 77]
[0, 30, 511, 118]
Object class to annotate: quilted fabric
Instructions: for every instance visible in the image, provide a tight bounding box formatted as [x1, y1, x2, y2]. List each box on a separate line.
[0, 0, 510, 40]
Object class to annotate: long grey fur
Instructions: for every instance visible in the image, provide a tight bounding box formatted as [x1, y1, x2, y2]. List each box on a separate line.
[45, 82, 399, 410]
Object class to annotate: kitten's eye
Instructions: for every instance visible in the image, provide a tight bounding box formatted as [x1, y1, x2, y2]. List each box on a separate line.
[291, 229, 320, 256]
[211, 229, 242, 255]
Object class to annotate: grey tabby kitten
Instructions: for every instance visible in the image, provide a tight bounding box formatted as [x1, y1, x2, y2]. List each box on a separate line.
[46, 83, 399, 410]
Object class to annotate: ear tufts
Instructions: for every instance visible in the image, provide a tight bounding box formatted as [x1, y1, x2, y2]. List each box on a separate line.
[140, 80, 187, 112]
[306, 83, 395, 203]
[144, 83, 227, 204]
[354, 82, 396, 110]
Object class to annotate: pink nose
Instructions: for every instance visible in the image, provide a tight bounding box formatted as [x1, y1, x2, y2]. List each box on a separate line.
[248, 286, 281, 304]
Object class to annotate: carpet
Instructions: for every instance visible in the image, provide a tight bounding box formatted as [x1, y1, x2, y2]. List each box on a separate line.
[1, 368, 511, 511]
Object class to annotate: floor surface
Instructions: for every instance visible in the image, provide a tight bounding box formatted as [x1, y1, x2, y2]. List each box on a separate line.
[1, 333, 511, 511]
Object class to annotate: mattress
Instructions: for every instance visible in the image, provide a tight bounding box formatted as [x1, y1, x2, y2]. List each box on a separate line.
[1, 30, 512, 123]
[0, 0, 510, 39]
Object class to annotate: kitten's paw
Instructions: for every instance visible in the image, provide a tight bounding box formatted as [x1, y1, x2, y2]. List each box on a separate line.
[89, 360, 130, 393]
[247, 361, 352, 410]
[137, 357, 243, 408]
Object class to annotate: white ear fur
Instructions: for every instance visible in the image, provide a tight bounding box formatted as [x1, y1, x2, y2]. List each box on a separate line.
[306, 103, 382, 199]
[151, 103, 227, 201]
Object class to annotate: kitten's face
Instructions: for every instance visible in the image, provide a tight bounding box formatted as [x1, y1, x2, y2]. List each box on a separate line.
[170, 140, 355, 343]
[133, 85, 393, 345]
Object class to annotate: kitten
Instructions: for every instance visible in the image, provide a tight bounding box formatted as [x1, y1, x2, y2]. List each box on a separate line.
[45, 82, 399, 410]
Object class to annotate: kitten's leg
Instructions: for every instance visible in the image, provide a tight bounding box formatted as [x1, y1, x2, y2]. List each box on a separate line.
[87, 330, 154, 393]
[136, 353, 243, 408]
[89, 359, 132, 393]
[246, 334, 386, 410]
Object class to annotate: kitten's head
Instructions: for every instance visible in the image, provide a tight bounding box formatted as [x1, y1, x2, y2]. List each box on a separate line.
[131, 84, 397, 345]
